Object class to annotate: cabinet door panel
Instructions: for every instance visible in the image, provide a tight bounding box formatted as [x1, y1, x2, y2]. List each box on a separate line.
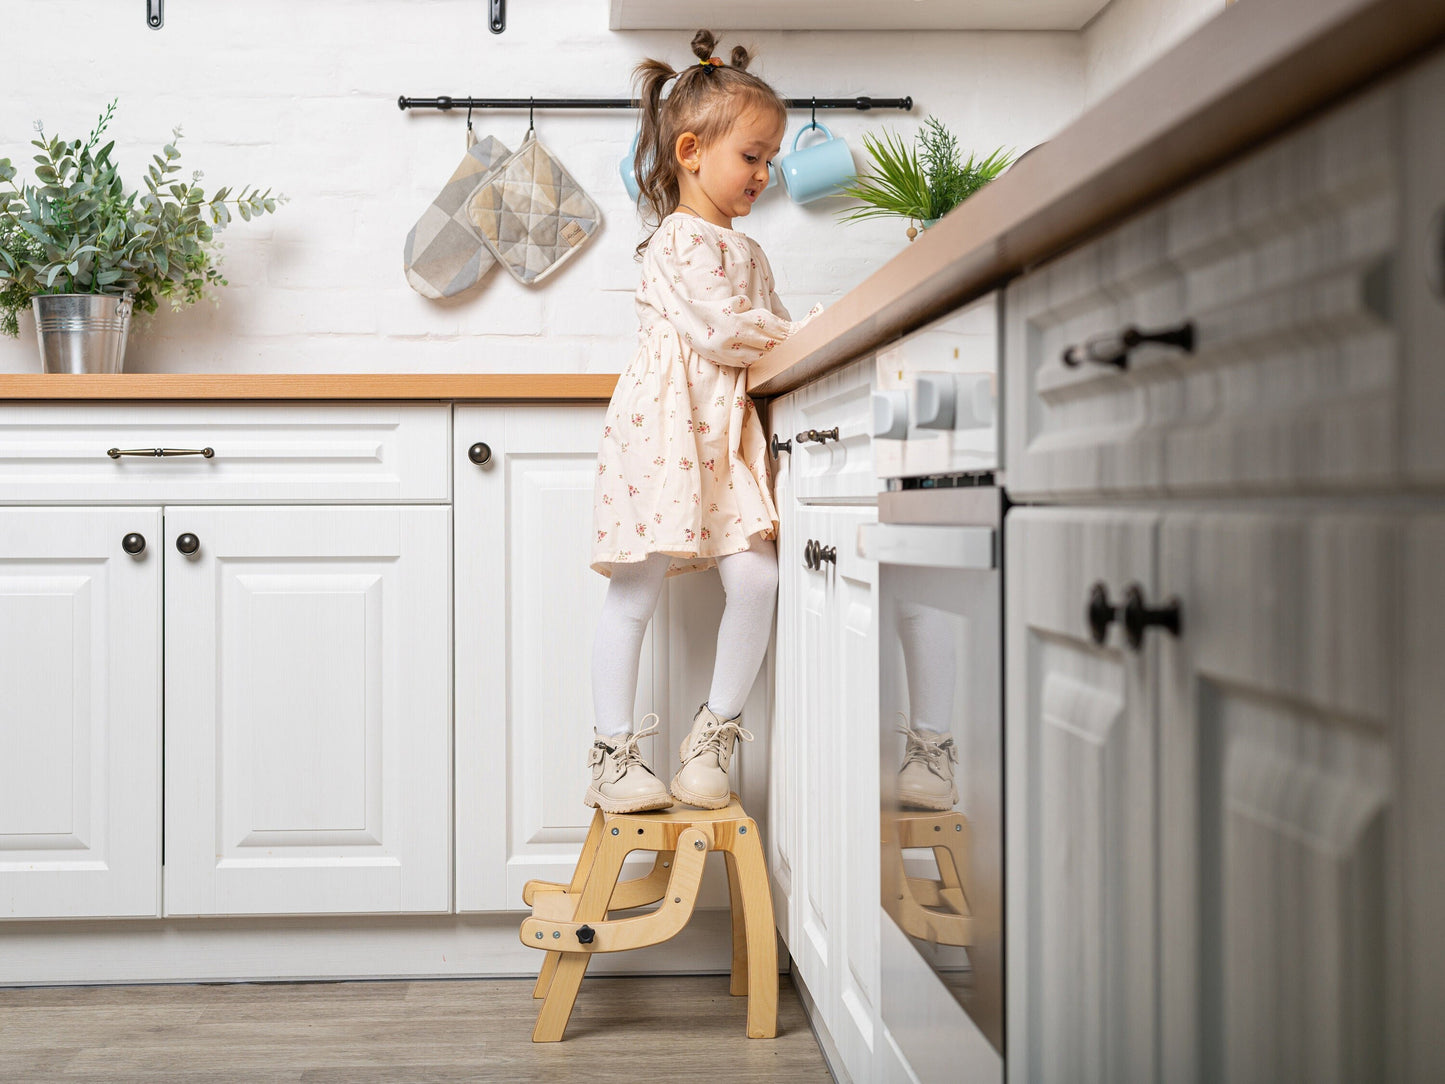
[791, 356, 879, 503]
[766, 393, 800, 944]
[1006, 508, 1158, 1084]
[1159, 511, 1396, 1083]
[454, 404, 663, 911]
[0, 507, 160, 919]
[164, 505, 451, 916]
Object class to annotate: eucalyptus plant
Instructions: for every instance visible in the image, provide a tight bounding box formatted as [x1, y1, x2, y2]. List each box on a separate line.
[836, 115, 1013, 227]
[0, 100, 283, 338]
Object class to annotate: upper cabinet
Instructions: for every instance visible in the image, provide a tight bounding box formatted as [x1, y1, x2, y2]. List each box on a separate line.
[610, 0, 1112, 31]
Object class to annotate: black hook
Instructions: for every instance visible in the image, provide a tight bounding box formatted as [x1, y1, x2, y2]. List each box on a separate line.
[465, 101, 473, 133]
[528, 96, 535, 136]
[810, 96, 817, 129]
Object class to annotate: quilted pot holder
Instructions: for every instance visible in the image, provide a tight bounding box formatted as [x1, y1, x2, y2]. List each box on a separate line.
[466, 132, 602, 286]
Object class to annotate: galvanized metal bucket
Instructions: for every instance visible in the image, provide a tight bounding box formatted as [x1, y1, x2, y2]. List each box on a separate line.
[31, 293, 134, 374]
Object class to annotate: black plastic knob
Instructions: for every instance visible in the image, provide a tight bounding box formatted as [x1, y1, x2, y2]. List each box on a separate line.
[1122, 583, 1182, 650]
[468, 442, 492, 466]
[575, 924, 596, 945]
[122, 533, 147, 556]
[1086, 582, 1117, 645]
[176, 533, 200, 556]
[770, 433, 792, 458]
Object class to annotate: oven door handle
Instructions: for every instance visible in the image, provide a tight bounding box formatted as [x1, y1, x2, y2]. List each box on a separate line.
[857, 523, 996, 570]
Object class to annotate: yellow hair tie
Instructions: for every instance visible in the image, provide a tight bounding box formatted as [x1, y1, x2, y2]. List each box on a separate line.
[699, 57, 723, 66]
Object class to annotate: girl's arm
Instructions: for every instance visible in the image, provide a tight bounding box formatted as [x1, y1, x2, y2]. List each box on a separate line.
[661, 222, 803, 369]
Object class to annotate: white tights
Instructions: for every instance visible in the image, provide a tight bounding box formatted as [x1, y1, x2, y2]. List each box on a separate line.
[591, 537, 779, 737]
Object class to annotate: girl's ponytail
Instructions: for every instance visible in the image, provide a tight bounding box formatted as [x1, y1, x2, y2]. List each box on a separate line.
[629, 30, 786, 260]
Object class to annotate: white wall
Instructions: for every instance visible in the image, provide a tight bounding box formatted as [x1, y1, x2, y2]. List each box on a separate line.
[1, 4, 1094, 375]
[1083, 0, 1229, 106]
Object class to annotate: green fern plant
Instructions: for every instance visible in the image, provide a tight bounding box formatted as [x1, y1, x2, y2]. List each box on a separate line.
[836, 116, 1013, 226]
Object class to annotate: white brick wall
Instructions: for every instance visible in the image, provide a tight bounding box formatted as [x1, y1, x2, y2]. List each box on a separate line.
[1, 2, 1097, 374]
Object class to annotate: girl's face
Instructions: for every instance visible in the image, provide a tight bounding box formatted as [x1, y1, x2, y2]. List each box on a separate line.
[676, 106, 785, 226]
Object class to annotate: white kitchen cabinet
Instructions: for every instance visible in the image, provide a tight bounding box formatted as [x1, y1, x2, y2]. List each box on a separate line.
[1005, 69, 1413, 500]
[1005, 508, 1160, 1084]
[784, 501, 879, 1084]
[790, 355, 881, 504]
[163, 504, 452, 917]
[608, 0, 1111, 31]
[0, 507, 161, 919]
[453, 403, 659, 911]
[1157, 510, 1396, 1083]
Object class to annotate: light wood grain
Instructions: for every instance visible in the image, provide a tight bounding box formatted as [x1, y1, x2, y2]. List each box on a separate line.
[0, 974, 829, 1082]
[0, 373, 617, 401]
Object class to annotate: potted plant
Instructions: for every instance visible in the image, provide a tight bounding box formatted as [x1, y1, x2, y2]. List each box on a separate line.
[836, 115, 1013, 241]
[0, 100, 283, 372]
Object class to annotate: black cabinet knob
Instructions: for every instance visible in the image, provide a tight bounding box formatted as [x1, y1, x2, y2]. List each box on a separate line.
[819, 544, 837, 565]
[804, 539, 817, 570]
[1122, 584, 1182, 649]
[1086, 582, 1117, 645]
[575, 924, 596, 945]
[468, 442, 492, 466]
[770, 433, 792, 459]
[176, 533, 200, 556]
[122, 532, 147, 556]
[1062, 321, 1195, 371]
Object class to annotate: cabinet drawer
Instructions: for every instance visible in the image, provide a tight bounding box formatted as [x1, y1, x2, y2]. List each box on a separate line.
[790, 355, 879, 503]
[1006, 68, 1406, 499]
[0, 403, 450, 503]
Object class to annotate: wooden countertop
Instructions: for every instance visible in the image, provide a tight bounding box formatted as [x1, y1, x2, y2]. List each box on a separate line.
[747, 0, 1445, 396]
[0, 373, 618, 401]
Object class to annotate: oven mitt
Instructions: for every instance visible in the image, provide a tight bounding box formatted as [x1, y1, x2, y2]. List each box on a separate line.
[466, 132, 601, 286]
[403, 131, 511, 298]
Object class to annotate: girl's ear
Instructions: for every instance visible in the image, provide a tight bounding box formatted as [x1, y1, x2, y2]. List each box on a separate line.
[674, 131, 701, 174]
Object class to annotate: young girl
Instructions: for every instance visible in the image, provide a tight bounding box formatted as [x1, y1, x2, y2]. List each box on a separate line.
[587, 30, 822, 814]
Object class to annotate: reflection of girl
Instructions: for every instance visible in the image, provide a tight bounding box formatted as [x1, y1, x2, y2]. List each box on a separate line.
[896, 599, 958, 810]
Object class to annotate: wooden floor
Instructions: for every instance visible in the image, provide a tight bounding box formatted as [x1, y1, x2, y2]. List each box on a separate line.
[0, 973, 832, 1083]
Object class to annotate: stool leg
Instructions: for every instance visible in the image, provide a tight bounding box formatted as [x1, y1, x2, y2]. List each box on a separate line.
[732, 824, 778, 1038]
[532, 832, 628, 1042]
[533, 809, 607, 1000]
[724, 849, 749, 997]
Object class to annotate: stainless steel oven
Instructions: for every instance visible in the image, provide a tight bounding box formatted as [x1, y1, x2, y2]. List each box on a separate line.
[864, 292, 1004, 1082]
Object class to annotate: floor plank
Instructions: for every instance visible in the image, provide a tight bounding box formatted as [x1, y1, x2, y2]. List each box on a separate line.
[0, 974, 832, 1083]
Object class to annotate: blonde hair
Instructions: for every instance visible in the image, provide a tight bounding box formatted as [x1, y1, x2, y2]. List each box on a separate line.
[631, 29, 787, 258]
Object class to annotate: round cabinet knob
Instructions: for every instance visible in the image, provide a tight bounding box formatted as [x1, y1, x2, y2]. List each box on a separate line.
[122, 532, 147, 556]
[1086, 582, 1117, 645]
[575, 924, 596, 945]
[804, 539, 818, 570]
[871, 390, 909, 440]
[819, 544, 837, 565]
[468, 442, 492, 466]
[176, 533, 200, 556]
[770, 433, 792, 458]
[912, 372, 956, 430]
[1122, 583, 1182, 650]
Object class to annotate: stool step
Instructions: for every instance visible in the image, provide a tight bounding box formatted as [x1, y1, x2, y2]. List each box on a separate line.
[521, 827, 708, 954]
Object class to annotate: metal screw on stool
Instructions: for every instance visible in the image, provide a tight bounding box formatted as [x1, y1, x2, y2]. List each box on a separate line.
[694, 839, 706, 851]
[739, 826, 748, 834]
[553, 931, 561, 939]
[674, 897, 682, 903]
[535, 931, 543, 939]
[611, 827, 619, 835]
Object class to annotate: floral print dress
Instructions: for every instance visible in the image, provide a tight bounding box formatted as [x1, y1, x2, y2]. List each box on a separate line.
[591, 212, 822, 578]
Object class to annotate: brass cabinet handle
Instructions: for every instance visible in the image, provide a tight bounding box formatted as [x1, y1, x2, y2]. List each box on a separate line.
[795, 427, 840, 445]
[468, 442, 493, 466]
[176, 533, 200, 556]
[1061, 321, 1194, 371]
[108, 446, 215, 458]
[122, 533, 147, 556]
[770, 433, 792, 458]
[804, 539, 817, 570]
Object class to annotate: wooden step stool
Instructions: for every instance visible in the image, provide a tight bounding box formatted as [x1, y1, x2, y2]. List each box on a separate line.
[519, 795, 777, 1043]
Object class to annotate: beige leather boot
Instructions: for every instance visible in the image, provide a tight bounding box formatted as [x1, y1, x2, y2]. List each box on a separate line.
[669, 702, 754, 810]
[897, 718, 959, 811]
[584, 715, 673, 814]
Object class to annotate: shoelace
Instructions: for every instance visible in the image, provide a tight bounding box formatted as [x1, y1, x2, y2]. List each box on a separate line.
[590, 714, 662, 771]
[897, 714, 957, 777]
[692, 712, 755, 761]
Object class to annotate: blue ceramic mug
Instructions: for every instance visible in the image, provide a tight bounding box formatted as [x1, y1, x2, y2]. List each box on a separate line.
[620, 129, 642, 202]
[778, 122, 855, 204]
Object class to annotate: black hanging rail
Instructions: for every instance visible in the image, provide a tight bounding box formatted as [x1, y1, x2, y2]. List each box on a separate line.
[397, 95, 912, 113]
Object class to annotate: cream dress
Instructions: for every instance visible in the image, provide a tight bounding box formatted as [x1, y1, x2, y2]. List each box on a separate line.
[591, 212, 821, 578]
